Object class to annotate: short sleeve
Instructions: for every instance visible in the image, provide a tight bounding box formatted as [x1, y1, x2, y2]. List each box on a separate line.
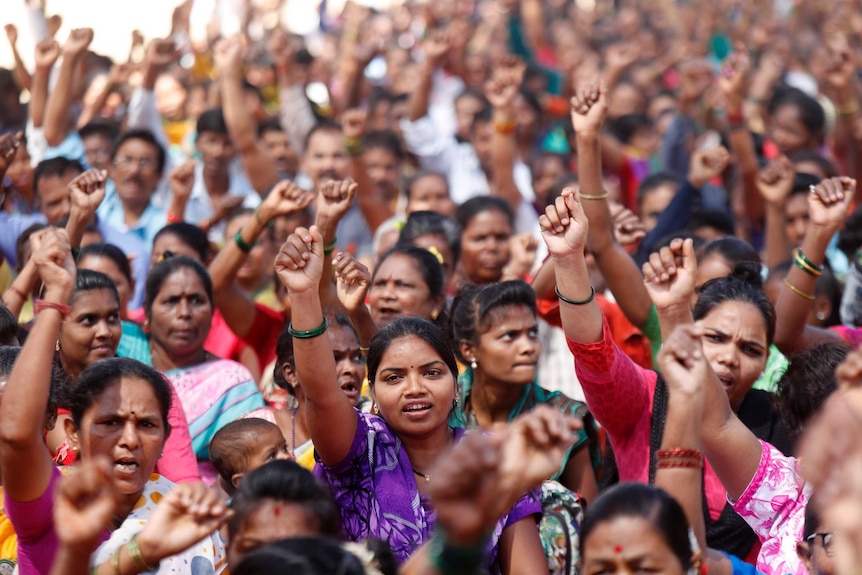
[5, 465, 60, 541]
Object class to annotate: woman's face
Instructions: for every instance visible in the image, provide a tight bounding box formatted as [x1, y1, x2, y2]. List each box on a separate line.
[224, 214, 275, 286]
[150, 233, 203, 270]
[372, 336, 456, 439]
[769, 104, 814, 155]
[459, 210, 512, 285]
[409, 233, 455, 284]
[148, 269, 213, 358]
[59, 289, 121, 375]
[467, 305, 541, 386]
[368, 254, 441, 327]
[68, 377, 167, 497]
[228, 500, 324, 567]
[78, 256, 133, 318]
[328, 325, 365, 407]
[581, 515, 686, 575]
[700, 301, 769, 411]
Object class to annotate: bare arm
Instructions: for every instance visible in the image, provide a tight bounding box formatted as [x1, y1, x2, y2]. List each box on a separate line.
[2, 258, 38, 318]
[5, 25, 32, 92]
[314, 179, 359, 309]
[30, 40, 60, 129]
[757, 156, 795, 269]
[486, 57, 527, 212]
[44, 28, 93, 147]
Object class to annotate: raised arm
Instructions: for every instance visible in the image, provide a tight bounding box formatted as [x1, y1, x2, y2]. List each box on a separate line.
[0, 228, 76, 502]
[757, 156, 795, 270]
[275, 226, 357, 466]
[314, 179, 358, 308]
[30, 39, 61, 130]
[774, 177, 855, 355]
[65, 169, 108, 249]
[486, 56, 527, 213]
[408, 28, 449, 123]
[76, 62, 131, 130]
[572, 81, 654, 329]
[333, 251, 376, 347]
[212, 35, 277, 196]
[209, 180, 314, 338]
[268, 28, 316, 156]
[341, 110, 393, 233]
[44, 28, 93, 147]
[4, 24, 32, 92]
[129, 38, 181, 150]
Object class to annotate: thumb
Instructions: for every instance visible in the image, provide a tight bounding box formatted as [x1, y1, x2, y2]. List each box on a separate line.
[681, 238, 697, 274]
[308, 225, 324, 257]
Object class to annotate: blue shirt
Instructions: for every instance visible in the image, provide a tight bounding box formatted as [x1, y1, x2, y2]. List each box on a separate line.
[97, 181, 168, 247]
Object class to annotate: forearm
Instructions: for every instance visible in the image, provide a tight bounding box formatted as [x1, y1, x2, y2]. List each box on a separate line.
[2, 260, 38, 318]
[554, 253, 604, 344]
[66, 208, 91, 248]
[638, 181, 701, 260]
[30, 68, 51, 128]
[763, 203, 791, 269]
[408, 65, 435, 122]
[490, 108, 522, 210]
[655, 303, 694, 341]
[221, 71, 277, 193]
[530, 257, 555, 299]
[44, 54, 80, 146]
[10, 45, 32, 92]
[727, 125, 764, 224]
[51, 544, 94, 575]
[77, 80, 117, 129]
[348, 306, 377, 347]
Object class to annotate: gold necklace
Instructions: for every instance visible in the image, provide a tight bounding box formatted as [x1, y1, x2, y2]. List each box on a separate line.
[412, 467, 431, 482]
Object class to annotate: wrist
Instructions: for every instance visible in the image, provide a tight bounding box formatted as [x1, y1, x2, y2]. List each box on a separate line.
[576, 131, 600, 143]
[687, 176, 707, 190]
[134, 530, 164, 565]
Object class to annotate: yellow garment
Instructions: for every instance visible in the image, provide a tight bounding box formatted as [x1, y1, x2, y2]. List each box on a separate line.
[0, 487, 17, 572]
[0, 261, 13, 294]
[295, 441, 316, 470]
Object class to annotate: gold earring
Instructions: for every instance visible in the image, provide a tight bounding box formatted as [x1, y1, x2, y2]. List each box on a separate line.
[372, 404, 379, 415]
[470, 359, 477, 370]
[55, 340, 60, 351]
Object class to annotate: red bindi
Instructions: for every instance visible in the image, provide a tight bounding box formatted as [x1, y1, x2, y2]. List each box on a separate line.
[273, 506, 281, 517]
[614, 545, 623, 554]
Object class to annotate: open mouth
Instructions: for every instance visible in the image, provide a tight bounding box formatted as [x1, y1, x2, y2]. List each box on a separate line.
[339, 380, 360, 400]
[114, 458, 140, 473]
[403, 403, 432, 413]
[716, 374, 735, 389]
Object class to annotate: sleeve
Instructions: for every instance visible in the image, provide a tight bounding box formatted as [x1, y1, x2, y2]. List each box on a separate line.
[659, 114, 695, 178]
[155, 382, 202, 483]
[502, 487, 543, 528]
[243, 303, 286, 368]
[278, 84, 317, 155]
[313, 410, 370, 482]
[398, 116, 457, 175]
[4, 465, 60, 541]
[635, 180, 702, 267]
[0, 212, 48, 268]
[840, 261, 862, 326]
[565, 317, 653, 440]
[26, 120, 47, 166]
[640, 305, 663, 366]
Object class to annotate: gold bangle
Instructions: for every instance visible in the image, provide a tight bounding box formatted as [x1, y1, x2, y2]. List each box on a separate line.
[784, 278, 815, 300]
[838, 100, 860, 116]
[579, 191, 609, 200]
[111, 547, 121, 575]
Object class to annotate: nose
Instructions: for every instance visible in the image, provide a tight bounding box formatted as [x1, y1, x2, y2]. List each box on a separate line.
[404, 372, 425, 396]
[95, 319, 112, 339]
[715, 343, 739, 368]
[119, 421, 140, 450]
[176, 299, 192, 318]
[338, 357, 361, 378]
[517, 334, 540, 357]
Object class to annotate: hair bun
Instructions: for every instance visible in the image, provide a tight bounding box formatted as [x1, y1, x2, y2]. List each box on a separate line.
[729, 261, 764, 290]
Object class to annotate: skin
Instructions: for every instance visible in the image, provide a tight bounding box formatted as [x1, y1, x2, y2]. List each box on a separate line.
[459, 210, 512, 285]
[58, 289, 122, 379]
[77, 255, 134, 318]
[607, 84, 646, 118]
[768, 105, 816, 156]
[693, 255, 733, 302]
[363, 146, 401, 202]
[224, 213, 276, 292]
[406, 173, 455, 218]
[472, 121, 494, 173]
[109, 138, 163, 215]
[260, 129, 298, 179]
[797, 524, 836, 575]
[64, 377, 167, 516]
[150, 233, 204, 270]
[765, 275, 828, 328]
[784, 192, 810, 248]
[37, 171, 79, 224]
[301, 129, 350, 189]
[700, 300, 769, 412]
[197, 131, 234, 179]
[83, 133, 113, 173]
[154, 74, 187, 121]
[409, 232, 456, 284]
[454, 94, 485, 141]
[468, 305, 540, 390]
[6, 143, 33, 199]
[638, 183, 676, 234]
[581, 516, 686, 575]
[328, 324, 365, 407]
[368, 253, 443, 328]
[531, 155, 567, 207]
[227, 501, 324, 567]
[237, 426, 291, 483]
[147, 269, 213, 363]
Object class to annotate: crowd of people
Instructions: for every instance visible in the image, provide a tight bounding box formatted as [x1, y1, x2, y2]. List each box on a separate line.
[3, 0, 862, 573]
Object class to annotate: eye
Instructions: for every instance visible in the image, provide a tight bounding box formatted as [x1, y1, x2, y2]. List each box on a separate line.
[139, 421, 156, 429]
[528, 328, 538, 338]
[351, 352, 365, 363]
[704, 333, 722, 342]
[424, 368, 442, 377]
[384, 373, 402, 383]
[742, 344, 763, 357]
[108, 313, 120, 324]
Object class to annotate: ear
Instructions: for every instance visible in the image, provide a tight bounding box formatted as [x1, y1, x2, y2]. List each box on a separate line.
[231, 471, 246, 489]
[796, 541, 813, 573]
[814, 295, 832, 323]
[458, 340, 475, 364]
[282, 363, 300, 387]
[63, 417, 80, 452]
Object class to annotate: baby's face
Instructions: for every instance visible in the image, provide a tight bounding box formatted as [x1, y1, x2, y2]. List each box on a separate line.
[244, 427, 292, 474]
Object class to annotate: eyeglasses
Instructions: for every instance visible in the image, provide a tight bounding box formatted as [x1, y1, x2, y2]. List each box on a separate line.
[113, 156, 157, 170]
[806, 532, 834, 556]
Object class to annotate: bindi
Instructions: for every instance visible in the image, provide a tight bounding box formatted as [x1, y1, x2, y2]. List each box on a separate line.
[614, 545, 623, 554]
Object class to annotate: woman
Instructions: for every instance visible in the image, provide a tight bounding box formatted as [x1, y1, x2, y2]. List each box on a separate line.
[368, 245, 447, 329]
[450, 280, 597, 500]
[134, 255, 272, 481]
[274, 225, 549, 573]
[456, 196, 514, 287]
[397, 211, 461, 291]
[76, 243, 135, 320]
[0, 228, 227, 574]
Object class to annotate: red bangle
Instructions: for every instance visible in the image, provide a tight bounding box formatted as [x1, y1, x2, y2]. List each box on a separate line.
[7, 286, 26, 300]
[493, 119, 517, 135]
[657, 448, 702, 459]
[35, 299, 72, 320]
[657, 458, 703, 469]
[167, 212, 183, 224]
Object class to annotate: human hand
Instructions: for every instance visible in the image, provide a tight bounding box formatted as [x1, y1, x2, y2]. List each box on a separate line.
[539, 188, 589, 259]
[168, 160, 196, 204]
[605, 42, 638, 72]
[333, 251, 371, 313]
[570, 80, 608, 136]
[657, 323, 710, 408]
[688, 146, 730, 189]
[678, 58, 714, 105]
[144, 38, 180, 70]
[69, 168, 108, 218]
[212, 195, 246, 223]
[484, 57, 525, 111]
[213, 34, 245, 77]
[62, 28, 94, 58]
[506, 232, 539, 277]
[131, 29, 145, 48]
[4, 24, 17, 47]
[423, 27, 451, 69]
[808, 176, 856, 231]
[106, 62, 133, 88]
[756, 155, 795, 206]
[274, 226, 325, 295]
[0, 131, 22, 179]
[258, 180, 315, 224]
[32, 227, 76, 300]
[341, 109, 367, 141]
[718, 45, 750, 109]
[315, 179, 358, 227]
[136, 483, 232, 564]
[609, 203, 647, 246]
[34, 39, 61, 72]
[642, 237, 697, 311]
[53, 457, 120, 548]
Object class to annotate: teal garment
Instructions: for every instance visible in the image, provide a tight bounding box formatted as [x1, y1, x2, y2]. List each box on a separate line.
[751, 344, 787, 393]
[449, 368, 593, 481]
[116, 321, 152, 365]
[642, 305, 663, 367]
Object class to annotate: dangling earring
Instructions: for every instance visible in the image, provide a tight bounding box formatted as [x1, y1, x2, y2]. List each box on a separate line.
[71, 445, 78, 453]
[55, 340, 60, 352]
[816, 311, 826, 321]
[470, 358, 477, 370]
[431, 309, 439, 320]
[372, 404, 379, 415]
[452, 393, 460, 409]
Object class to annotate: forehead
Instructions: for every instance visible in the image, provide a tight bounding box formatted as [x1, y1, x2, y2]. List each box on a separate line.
[702, 300, 768, 339]
[38, 170, 78, 195]
[375, 253, 423, 279]
[584, 515, 680, 563]
[87, 376, 161, 414]
[411, 174, 448, 195]
[116, 138, 159, 158]
[465, 209, 511, 233]
[71, 287, 119, 309]
[379, 335, 443, 365]
[306, 129, 344, 153]
[153, 234, 200, 259]
[327, 323, 360, 349]
[79, 255, 123, 278]
[157, 268, 206, 294]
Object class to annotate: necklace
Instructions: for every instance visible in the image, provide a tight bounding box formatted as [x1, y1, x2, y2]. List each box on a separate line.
[412, 467, 431, 482]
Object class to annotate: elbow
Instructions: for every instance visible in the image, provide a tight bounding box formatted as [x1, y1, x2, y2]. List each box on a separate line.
[0, 419, 37, 449]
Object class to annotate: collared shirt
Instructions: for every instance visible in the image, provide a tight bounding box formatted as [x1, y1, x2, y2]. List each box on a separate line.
[97, 181, 168, 247]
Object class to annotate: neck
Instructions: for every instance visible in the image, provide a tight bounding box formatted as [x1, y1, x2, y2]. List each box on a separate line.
[400, 425, 453, 476]
[112, 490, 144, 530]
[469, 370, 527, 426]
[237, 274, 269, 296]
[122, 200, 149, 226]
[204, 171, 229, 196]
[60, 355, 84, 382]
[149, 340, 205, 371]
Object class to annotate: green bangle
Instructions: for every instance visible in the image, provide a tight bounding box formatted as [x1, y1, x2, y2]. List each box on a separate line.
[128, 533, 160, 572]
[428, 529, 488, 575]
[288, 317, 328, 339]
[234, 229, 257, 253]
[323, 238, 337, 255]
[795, 249, 824, 275]
[71, 247, 81, 260]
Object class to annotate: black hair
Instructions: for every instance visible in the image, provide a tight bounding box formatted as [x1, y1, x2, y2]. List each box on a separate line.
[774, 342, 849, 440]
[73, 268, 120, 307]
[697, 237, 760, 267]
[196, 108, 229, 137]
[685, 210, 736, 238]
[233, 538, 397, 575]
[546, 173, 580, 207]
[210, 418, 283, 485]
[257, 118, 285, 139]
[144, 256, 213, 319]
[241, 79, 263, 102]
[838, 204, 862, 258]
[581, 483, 693, 571]
[0, 345, 63, 410]
[651, 231, 707, 254]
[111, 128, 167, 174]
[606, 114, 653, 145]
[693, 261, 775, 345]
[456, 195, 515, 231]
[228, 460, 341, 541]
[33, 157, 84, 194]
[0, 307, 17, 346]
[470, 106, 493, 131]
[303, 119, 343, 153]
[803, 495, 822, 539]
[398, 211, 462, 267]
[78, 119, 119, 144]
[767, 260, 842, 326]
[789, 150, 839, 179]
[366, 317, 458, 386]
[373, 245, 446, 300]
[15, 222, 47, 270]
[405, 171, 449, 201]
[362, 130, 404, 161]
[152, 222, 212, 261]
[636, 172, 680, 206]
[67, 357, 172, 430]
[529, 151, 567, 180]
[768, 86, 825, 144]
[77, 243, 133, 284]
[450, 280, 537, 363]
[788, 172, 822, 198]
[455, 88, 489, 109]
